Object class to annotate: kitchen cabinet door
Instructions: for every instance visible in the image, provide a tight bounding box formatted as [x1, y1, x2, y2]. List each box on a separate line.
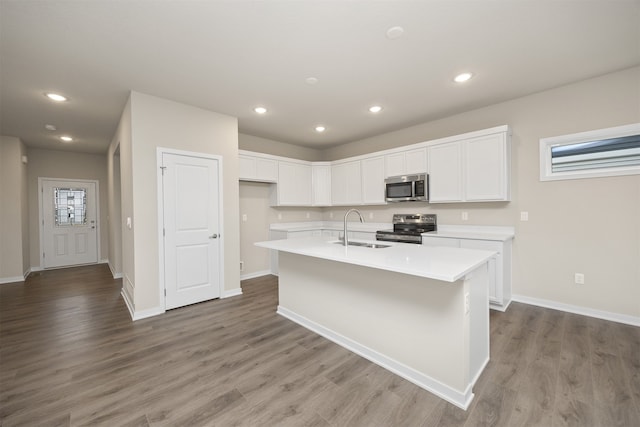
[312, 164, 332, 206]
[460, 239, 501, 305]
[385, 152, 405, 177]
[428, 142, 463, 202]
[405, 147, 427, 175]
[331, 161, 362, 205]
[361, 156, 386, 205]
[274, 161, 312, 206]
[384, 147, 427, 177]
[464, 133, 510, 201]
[239, 154, 278, 182]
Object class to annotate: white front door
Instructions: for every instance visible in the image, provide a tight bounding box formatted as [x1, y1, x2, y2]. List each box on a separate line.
[162, 152, 222, 310]
[41, 179, 98, 268]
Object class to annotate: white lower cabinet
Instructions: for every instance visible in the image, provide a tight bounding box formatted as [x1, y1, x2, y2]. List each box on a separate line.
[422, 236, 512, 311]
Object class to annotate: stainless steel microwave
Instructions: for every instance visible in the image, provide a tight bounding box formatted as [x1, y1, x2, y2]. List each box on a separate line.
[385, 174, 429, 202]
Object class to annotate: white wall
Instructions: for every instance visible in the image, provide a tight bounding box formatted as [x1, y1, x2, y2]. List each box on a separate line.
[25, 147, 109, 270]
[0, 136, 29, 282]
[114, 92, 240, 313]
[238, 134, 326, 277]
[238, 181, 323, 277]
[239, 133, 322, 161]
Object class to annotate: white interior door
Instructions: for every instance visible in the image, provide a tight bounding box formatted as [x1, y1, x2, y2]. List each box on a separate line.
[41, 179, 98, 268]
[162, 152, 221, 310]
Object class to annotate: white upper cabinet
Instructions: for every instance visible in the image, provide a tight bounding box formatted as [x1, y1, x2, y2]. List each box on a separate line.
[384, 147, 427, 177]
[385, 152, 405, 177]
[361, 156, 386, 204]
[331, 160, 362, 205]
[428, 141, 463, 202]
[428, 127, 510, 203]
[464, 133, 510, 201]
[312, 163, 332, 206]
[271, 161, 312, 206]
[239, 152, 278, 182]
[241, 125, 510, 206]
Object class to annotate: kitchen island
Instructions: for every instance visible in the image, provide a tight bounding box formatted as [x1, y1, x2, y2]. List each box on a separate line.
[256, 237, 496, 409]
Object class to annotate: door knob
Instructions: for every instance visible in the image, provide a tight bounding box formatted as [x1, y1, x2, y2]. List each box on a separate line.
[209, 233, 218, 239]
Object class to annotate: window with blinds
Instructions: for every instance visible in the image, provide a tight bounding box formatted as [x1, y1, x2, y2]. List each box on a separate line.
[540, 123, 640, 181]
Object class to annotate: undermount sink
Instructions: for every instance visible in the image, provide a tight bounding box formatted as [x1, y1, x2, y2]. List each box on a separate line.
[334, 241, 390, 249]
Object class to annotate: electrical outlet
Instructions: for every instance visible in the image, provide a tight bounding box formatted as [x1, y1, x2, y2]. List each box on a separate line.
[329, 212, 334, 219]
[306, 212, 310, 219]
[240, 261, 244, 271]
[462, 212, 469, 221]
[369, 212, 374, 220]
[574, 273, 585, 285]
[520, 211, 529, 221]
[242, 214, 247, 222]
[277, 213, 282, 220]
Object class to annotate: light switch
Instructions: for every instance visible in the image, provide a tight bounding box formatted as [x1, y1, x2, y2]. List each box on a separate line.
[462, 212, 469, 221]
[520, 211, 529, 221]
[126, 217, 132, 229]
[242, 214, 248, 222]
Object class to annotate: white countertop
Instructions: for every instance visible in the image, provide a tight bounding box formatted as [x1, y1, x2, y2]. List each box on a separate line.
[423, 225, 514, 242]
[256, 237, 496, 282]
[270, 221, 387, 233]
[270, 222, 515, 242]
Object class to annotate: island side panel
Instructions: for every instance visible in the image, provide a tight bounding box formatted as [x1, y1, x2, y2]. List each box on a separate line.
[467, 262, 490, 386]
[277, 252, 469, 394]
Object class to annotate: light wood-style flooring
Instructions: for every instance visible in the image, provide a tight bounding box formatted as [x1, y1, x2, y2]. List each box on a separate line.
[1, 264, 639, 426]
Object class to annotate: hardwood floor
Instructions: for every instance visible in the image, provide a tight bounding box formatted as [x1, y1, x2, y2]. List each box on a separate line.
[1, 264, 639, 426]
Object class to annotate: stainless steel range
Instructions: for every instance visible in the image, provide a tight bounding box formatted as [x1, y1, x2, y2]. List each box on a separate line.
[375, 214, 437, 244]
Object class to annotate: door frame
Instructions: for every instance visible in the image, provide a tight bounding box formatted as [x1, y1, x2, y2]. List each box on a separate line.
[156, 147, 225, 311]
[38, 177, 101, 269]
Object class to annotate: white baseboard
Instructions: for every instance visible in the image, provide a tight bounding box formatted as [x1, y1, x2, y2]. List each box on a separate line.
[132, 306, 165, 321]
[489, 299, 511, 312]
[121, 289, 135, 319]
[121, 289, 165, 321]
[512, 294, 640, 327]
[107, 262, 123, 279]
[277, 305, 474, 410]
[0, 275, 25, 284]
[222, 288, 243, 298]
[240, 270, 271, 280]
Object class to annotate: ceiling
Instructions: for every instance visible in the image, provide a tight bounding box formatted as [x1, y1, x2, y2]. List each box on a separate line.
[1, 1, 639, 155]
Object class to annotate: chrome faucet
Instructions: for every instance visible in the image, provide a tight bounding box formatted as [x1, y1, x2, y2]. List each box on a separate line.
[343, 209, 365, 246]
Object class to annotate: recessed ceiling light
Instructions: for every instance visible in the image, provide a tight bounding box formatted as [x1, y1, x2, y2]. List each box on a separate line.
[45, 93, 67, 102]
[386, 26, 405, 40]
[454, 72, 473, 83]
[369, 105, 383, 113]
[305, 77, 319, 85]
[254, 106, 267, 114]
[315, 126, 326, 133]
[60, 136, 73, 142]
[45, 124, 57, 131]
